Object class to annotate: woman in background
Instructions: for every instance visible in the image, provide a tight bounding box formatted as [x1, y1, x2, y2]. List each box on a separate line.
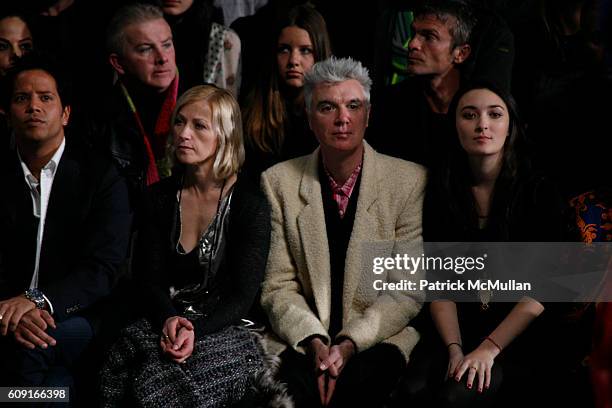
[0, 12, 33, 75]
[160, 0, 241, 95]
[0, 11, 34, 155]
[241, 3, 331, 177]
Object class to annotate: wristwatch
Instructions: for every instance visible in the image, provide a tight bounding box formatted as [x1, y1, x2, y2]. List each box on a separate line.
[24, 288, 46, 310]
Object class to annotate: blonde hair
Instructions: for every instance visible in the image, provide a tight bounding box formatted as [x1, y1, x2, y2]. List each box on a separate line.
[171, 85, 245, 179]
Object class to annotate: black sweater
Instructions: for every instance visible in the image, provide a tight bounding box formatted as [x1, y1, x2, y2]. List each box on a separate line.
[133, 173, 271, 337]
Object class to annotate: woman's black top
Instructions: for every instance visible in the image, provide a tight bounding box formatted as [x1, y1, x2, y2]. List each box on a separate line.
[423, 174, 571, 355]
[134, 173, 271, 337]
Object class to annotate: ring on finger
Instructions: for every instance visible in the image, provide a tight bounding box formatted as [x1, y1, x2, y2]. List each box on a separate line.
[469, 366, 477, 370]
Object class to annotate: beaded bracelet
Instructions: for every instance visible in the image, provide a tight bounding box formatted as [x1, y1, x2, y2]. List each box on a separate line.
[447, 342, 463, 350]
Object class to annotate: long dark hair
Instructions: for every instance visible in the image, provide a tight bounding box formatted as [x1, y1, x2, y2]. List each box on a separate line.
[437, 81, 531, 239]
[242, 3, 331, 154]
[0, 10, 35, 71]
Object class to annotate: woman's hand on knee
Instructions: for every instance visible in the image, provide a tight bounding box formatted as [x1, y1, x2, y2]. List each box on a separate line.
[166, 327, 195, 363]
[162, 316, 194, 343]
[160, 316, 194, 363]
[454, 343, 499, 393]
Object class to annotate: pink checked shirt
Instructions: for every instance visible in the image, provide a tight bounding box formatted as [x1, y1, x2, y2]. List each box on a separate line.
[323, 160, 363, 219]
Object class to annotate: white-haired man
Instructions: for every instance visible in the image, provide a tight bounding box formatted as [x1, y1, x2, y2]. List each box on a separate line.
[261, 56, 426, 407]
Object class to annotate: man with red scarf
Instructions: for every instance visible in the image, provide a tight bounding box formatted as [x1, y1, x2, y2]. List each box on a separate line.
[89, 3, 182, 210]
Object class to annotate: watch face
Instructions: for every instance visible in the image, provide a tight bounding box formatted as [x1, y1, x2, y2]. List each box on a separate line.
[25, 289, 45, 309]
[29, 288, 43, 298]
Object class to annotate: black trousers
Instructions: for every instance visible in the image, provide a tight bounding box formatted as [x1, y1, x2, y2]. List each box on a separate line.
[279, 343, 405, 408]
[0, 317, 93, 387]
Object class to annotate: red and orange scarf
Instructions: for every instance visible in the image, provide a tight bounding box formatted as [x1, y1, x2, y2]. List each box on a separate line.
[119, 73, 179, 186]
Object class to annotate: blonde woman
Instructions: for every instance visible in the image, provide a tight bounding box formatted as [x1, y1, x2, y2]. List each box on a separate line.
[101, 85, 287, 407]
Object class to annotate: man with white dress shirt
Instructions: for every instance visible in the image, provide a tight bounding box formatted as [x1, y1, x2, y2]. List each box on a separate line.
[0, 54, 131, 389]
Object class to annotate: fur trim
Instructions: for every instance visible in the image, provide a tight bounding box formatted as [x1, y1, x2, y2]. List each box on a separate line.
[249, 332, 294, 408]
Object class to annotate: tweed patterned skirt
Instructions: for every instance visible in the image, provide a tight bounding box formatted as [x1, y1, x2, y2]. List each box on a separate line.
[100, 319, 291, 407]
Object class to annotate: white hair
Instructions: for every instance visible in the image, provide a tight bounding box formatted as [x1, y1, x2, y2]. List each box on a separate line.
[303, 56, 372, 113]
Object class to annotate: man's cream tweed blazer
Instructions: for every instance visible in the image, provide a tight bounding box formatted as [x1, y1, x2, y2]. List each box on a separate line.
[260, 141, 427, 362]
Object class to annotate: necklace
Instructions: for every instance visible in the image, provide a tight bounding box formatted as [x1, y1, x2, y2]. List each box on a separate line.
[479, 260, 492, 311]
[173, 177, 228, 315]
[177, 176, 227, 270]
[479, 289, 492, 311]
[207, 177, 227, 274]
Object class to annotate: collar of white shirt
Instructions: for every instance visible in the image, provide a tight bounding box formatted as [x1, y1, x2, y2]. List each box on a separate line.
[19, 137, 66, 183]
[18, 138, 66, 216]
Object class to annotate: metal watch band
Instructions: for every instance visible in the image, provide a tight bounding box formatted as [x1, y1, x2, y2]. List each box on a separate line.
[24, 288, 46, 310]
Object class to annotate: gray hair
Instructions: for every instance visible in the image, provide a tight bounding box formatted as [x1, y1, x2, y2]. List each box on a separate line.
[106, 3, 164, 55]
[303, 56, 372, 113]
[414, 1, 476, 49]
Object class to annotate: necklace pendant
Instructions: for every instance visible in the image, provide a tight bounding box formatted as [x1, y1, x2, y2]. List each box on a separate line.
[479, 288, 492, 311]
